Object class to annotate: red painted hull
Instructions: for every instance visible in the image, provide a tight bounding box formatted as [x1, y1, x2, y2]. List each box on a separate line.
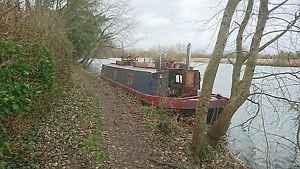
[99, 75, 229, 110]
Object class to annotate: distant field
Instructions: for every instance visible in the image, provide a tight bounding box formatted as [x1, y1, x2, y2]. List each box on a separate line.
[191, 58, 300, 67]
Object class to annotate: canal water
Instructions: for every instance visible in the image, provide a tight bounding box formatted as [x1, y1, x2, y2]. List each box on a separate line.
[86, 58, 299, 169]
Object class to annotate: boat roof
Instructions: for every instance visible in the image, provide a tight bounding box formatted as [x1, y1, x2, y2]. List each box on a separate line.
[105, 63, 158, 73]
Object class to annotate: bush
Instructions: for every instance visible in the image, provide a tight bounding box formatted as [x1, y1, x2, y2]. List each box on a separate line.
[0, 125, 12, 167]
[17, 12, 74, 86]
[1, 9, 74, 87]
[0, 4, 73, 167]
[0, 40, 55, 118]
[0, 40, 56, 165]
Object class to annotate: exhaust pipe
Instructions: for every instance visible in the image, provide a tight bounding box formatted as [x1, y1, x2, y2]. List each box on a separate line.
[186, 43, 191, 69]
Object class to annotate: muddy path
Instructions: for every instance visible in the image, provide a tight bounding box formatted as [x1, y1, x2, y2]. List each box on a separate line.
[73, 67, 167, 169]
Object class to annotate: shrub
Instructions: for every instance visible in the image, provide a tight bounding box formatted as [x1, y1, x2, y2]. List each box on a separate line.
[17, 12, 74, 86]
[0, 39, 56, 165]
[1, 9, 74, 88]
[0, 40, 55, 118]
[0, 125, 12, 167]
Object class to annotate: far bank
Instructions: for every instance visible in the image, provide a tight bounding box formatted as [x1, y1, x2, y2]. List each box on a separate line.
[191, 58, 300, 67]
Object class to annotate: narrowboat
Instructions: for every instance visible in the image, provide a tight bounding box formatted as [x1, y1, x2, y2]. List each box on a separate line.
[99, 57, 229, 124]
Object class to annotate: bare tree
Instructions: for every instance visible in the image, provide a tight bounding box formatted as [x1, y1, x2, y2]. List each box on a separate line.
[79, 0, 137, 67]
[192, 0, 241, 159]
[192, 0, 300, 160]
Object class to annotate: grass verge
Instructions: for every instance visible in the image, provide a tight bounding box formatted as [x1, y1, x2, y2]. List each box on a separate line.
[75, 74, 108, 164]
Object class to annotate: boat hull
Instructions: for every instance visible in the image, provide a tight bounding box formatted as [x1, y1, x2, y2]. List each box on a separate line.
[99, 74, 229, 110]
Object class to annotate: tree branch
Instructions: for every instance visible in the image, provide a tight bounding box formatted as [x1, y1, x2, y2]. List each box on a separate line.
[0, 3, 21, 22]
[232, 0, 254, 90]
[249, 126, 298, 147]
[249, 92, 300, 104]
[268, 0, 288, 14]
[229, 98, 260, 130]
[259, 12, 300, 52]
[253, 71, 300, 79]
[262, 29, 300, 37]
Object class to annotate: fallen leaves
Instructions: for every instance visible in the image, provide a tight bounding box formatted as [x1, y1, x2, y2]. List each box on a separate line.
[8, 72, 107, 168]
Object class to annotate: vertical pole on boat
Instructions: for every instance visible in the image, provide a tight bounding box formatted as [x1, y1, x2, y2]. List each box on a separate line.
[159, 54, 162, 70]
[186, 43, 191, 69]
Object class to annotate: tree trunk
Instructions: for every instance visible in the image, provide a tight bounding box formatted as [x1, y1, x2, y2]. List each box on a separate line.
[84, 57, 95, 68]
[25, 0, 30, 11]
[206, 0, 270, 146]
[232, 0, 254, 94]
[191, 0, 241, 157]
[297, 119, 300, 148]
[35, 0, 41, 11]
[79, 50, 91, 64]
[81, 55, 91, 66]
[206, 84, 249, 145]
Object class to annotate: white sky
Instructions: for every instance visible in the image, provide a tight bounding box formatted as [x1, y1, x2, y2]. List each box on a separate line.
[129, 0, 300, 54]
[130, 0, 224, 53]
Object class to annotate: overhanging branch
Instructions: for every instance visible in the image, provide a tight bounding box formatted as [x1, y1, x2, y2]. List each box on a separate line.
[259, 12, 300, 52]
[249, 92, 300, 104]
[253, 71, 300, 79]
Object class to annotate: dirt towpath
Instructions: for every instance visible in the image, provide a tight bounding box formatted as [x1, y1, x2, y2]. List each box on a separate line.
[74, 67, 166, 168]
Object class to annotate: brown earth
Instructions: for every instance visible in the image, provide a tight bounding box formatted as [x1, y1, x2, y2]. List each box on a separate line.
[7, 65, 246, 168]
[74, 67, 164, 168]
[73, 67, 247, 169]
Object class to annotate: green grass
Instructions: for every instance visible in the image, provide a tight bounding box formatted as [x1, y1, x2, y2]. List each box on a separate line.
[75, 74, 108, 164]
[65, 105, 72, 111]
[138, 105, 175, 135]
[92, 149, 108, 163]
[88, 108, 98, 115]
[103, 81, 111, 86]
[145, 122, 156, 131]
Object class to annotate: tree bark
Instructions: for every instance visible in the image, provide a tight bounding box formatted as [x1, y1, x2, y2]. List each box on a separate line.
[205, 1, 255, 146]
[231, 0, 254, 95]
[35, 0, 41, 10]
[191, 0, 241, 157]
[25, 0, 30, 11]
[79, 51, 90, 64]
[84, 57, 95, 68]
[297, 119, 300, 148]
[207, 0, 270, 146]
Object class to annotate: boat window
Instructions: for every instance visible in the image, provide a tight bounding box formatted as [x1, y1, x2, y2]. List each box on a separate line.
[176, 75, 182, 83]
[113, 69, 117, 80]
[127, 73, 134, 87]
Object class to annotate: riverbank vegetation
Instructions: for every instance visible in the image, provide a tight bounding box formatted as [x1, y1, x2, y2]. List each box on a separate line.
[0, 0, 132, 167]
[137, 105, 246, 168]
[1, 0, 299, 168]
[189, 1, 299, 168]
[1, 0, 73, 165]
[1, 70, 106, 168]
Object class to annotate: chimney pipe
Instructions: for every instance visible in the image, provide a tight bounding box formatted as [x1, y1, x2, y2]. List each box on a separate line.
[186, 43, 191, 69]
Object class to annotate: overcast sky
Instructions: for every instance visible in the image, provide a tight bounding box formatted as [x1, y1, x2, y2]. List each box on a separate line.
[130, 0, 225, 53]
[129, 0, 300, 54]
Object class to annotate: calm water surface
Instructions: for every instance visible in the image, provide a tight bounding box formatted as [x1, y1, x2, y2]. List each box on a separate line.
[87, 58, 299, 169]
